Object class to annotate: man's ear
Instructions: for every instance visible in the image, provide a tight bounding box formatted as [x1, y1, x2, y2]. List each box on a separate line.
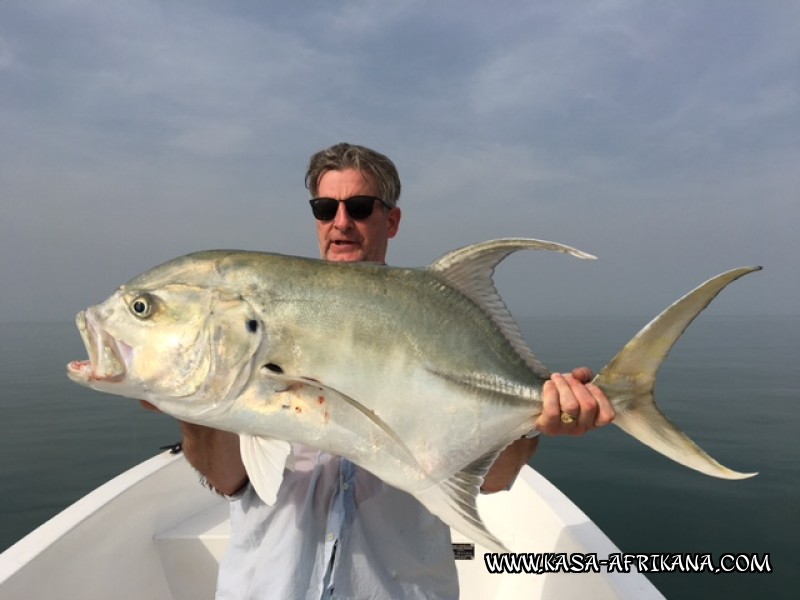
[387, 207, 401, 238]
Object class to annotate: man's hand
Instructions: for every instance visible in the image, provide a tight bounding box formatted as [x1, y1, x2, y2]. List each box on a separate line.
[535, 367, 615, 436]
[483, 368, 614, 493]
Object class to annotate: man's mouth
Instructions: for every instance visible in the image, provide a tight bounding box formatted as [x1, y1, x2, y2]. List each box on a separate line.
[328, 239, 363, 255]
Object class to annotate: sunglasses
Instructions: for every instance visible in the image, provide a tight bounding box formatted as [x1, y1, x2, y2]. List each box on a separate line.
[309, 195, 391, 221]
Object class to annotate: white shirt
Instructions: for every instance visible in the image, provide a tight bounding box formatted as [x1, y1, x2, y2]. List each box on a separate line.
[215, 445, 459, 600]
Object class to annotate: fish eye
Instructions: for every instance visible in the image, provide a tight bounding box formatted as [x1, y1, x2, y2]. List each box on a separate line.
[129, 294, 154, 319]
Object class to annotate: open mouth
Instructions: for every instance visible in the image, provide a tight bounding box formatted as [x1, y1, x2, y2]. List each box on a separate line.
[67, 310, 129, 384]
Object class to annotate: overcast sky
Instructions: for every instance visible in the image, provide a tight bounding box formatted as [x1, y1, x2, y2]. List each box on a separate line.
[1, 0, 797, 323]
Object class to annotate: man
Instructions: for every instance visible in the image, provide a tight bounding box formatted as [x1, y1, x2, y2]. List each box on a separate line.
[178, 143, 614, 598]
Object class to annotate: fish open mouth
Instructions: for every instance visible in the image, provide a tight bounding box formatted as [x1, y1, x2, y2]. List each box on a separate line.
[67, 310, 129, 384]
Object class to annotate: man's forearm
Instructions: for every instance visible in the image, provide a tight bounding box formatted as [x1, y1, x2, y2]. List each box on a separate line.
[180, 422, 248, 496]
[481, 437, 539, 493]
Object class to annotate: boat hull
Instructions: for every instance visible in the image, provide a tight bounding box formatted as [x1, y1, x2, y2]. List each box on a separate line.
[0, 452, 663, 599]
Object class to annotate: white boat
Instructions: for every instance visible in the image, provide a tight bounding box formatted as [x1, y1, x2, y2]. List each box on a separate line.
[0, 451, 664, 599]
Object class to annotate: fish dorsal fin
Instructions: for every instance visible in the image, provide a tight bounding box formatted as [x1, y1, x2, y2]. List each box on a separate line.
[239, 434, 292, 505]
[414, 446, 509, 552]
[428, 238, 596, 379]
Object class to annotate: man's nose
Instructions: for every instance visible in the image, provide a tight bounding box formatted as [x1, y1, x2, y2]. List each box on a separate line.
[332, 201, 353, 229]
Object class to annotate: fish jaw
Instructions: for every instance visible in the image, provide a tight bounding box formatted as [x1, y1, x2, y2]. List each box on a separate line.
[67, 277, 266, 415]
[67, 310, 131, 388]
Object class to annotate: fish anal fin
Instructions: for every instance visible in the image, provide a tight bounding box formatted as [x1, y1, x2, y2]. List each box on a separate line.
[414, 447, 509, 553]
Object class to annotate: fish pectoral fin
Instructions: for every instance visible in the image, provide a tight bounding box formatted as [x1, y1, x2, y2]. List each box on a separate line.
[239, 434, 292, 505]
[260, 371, 424, 472]
[413, 447, 509, 553]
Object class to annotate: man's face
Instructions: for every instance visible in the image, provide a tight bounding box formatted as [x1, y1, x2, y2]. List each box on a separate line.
[314, 168, 401, 263]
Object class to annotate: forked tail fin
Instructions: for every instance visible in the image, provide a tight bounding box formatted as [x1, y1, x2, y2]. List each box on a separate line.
[594, 267, 761, 480]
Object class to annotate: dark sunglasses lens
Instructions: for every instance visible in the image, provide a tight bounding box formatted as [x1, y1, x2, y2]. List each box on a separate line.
[344, 196, 377, 220]
[310, 198, 338, 221]
[309, 196, 380, 221]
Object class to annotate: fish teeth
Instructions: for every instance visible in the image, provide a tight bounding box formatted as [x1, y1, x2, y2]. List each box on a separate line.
[82, 309, 126, 381]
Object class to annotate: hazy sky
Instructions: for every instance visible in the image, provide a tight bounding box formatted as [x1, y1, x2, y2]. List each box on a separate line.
[1, 0, 797, 322]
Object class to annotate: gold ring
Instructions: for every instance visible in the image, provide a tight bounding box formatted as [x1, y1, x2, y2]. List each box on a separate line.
[560, 412, 577, 424]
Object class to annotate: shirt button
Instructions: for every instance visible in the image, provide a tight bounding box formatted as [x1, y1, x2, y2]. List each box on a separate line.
[342, 483, 350, 491]
[326, 533, 335, 542]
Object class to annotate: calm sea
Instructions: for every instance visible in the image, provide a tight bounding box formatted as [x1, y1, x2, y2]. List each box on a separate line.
[1, 316, 797, 599]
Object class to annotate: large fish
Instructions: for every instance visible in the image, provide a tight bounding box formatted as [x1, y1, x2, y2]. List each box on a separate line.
[67, 238, 759, 551]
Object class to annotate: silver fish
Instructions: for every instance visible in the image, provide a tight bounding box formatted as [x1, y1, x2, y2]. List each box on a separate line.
[67, 238, 759, 551]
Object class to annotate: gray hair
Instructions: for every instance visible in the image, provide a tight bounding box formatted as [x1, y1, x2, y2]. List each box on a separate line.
[305, 143, 401, 207]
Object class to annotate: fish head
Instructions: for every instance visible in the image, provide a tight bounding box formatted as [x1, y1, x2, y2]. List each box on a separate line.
[67, 279, 264, 422]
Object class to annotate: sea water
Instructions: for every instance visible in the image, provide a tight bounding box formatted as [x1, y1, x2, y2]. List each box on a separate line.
[0, 316, 797, 599]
